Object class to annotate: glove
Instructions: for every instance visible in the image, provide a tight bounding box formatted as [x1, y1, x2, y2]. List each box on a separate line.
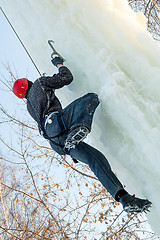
[51, 56, 64, 67]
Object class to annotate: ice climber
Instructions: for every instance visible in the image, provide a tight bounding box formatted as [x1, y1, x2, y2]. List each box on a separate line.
[12, 56, 152, 214]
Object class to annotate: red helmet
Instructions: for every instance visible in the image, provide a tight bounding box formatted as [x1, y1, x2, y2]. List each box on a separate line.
[13, 78, 29, 98]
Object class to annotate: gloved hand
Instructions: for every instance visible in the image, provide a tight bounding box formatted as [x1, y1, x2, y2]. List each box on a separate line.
[51, 56, 64, 67]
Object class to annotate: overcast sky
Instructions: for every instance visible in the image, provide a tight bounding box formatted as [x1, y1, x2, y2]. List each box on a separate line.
[0, 9, 39, 86]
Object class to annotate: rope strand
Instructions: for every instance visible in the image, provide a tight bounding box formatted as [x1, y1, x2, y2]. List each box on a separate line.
[0, 7, 42, 76]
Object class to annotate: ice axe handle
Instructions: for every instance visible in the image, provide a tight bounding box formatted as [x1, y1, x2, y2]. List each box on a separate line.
[48, 40, 65, 62]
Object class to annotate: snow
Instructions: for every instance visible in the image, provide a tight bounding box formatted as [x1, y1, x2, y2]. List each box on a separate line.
[1, 0, 160, 235]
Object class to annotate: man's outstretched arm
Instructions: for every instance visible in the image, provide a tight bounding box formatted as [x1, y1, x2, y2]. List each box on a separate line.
[40, 57, 73, 89]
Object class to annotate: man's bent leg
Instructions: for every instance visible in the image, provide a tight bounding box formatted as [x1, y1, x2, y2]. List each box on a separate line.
[61, 93, 100, 131]
[62, 93, 100, 151]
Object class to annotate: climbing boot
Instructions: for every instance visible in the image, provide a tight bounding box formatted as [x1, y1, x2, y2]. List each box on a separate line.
[120, 194, 152, 214]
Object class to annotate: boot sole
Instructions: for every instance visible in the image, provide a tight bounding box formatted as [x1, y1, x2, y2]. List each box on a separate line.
[65, 127, 89, 149]
[124, 201, 152, 214]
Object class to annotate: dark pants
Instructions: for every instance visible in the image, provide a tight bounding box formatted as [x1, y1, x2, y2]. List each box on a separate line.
[45, 93, 124, 199]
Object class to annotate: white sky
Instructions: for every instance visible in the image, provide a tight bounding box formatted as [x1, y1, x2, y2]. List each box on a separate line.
[0, 9, 39, 86]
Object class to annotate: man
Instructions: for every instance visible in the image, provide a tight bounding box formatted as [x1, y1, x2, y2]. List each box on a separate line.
[12, 56, 152, 214]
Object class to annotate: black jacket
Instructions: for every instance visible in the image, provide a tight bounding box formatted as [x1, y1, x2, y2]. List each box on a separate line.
[26, 66, 73, 135]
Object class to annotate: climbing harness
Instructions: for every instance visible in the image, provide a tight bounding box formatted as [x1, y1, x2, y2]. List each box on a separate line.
[42, 111, 68, 147]
[43, 111, 68, 136]
[42, 112, 79, 162]
[56, 112, 68, 133]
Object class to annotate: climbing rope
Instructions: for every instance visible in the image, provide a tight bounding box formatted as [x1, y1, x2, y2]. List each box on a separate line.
[0, 7, 42, 76]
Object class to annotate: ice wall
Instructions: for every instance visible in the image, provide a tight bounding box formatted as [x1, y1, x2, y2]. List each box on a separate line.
[1, 0, 160, 235]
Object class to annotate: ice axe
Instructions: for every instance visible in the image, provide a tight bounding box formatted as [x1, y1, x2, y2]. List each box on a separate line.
[48, 40, 65, 62]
